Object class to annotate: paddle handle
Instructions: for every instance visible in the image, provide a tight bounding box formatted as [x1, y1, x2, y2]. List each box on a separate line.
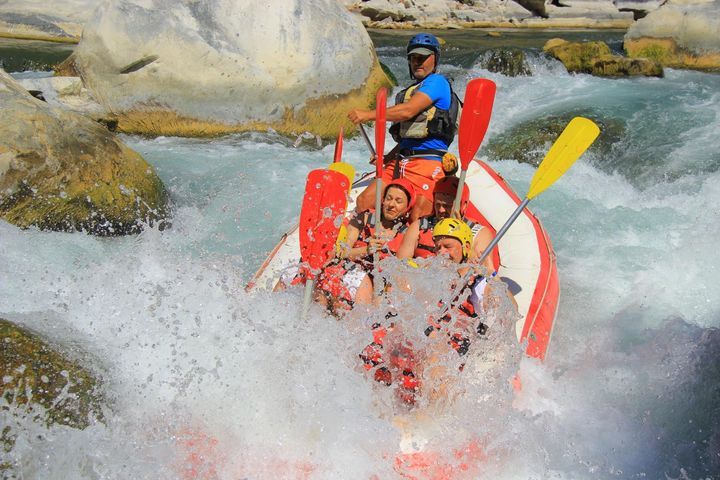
[301, 280, 315, 320]
[452, 169, 468, 217]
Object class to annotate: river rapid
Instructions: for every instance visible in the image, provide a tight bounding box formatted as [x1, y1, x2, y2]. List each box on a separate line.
[1, 30, 719, 479]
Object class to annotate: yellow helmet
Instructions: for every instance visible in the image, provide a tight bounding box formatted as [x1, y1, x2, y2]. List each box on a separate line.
[432, 218, 473, 258]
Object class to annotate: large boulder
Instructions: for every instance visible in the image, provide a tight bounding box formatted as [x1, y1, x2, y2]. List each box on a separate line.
[624, 0, 720, 71]
[0, 69, 169, 235]
[482, 112, 625, 166]
[543, 0, 634, 21]
[544, 38, 663, 77]
[517, 0, 637, 26]
[1, 317, 105, 478]
[71, 0, 392, 138]
[0, 318, 105, 428]
[614, 0, 664, 20]
[0, 0, 100, 42]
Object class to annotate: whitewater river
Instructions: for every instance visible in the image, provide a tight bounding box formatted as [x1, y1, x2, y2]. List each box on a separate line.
[1, 31, 719, 479]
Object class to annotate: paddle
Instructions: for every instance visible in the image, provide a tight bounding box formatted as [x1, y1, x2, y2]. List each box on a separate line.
[359, 124, 376, 159]
[452, 78, 496, 216]
[328, 127, 357, 187]
[299, 128, 355, 319]
[372, 87, 387, 296]
[333, 127, 343, 163]
[449, 117, 600, 307]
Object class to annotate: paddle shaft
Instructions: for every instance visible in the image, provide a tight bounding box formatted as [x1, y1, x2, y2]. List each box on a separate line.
[453, 78, 497, 217]
[301, 280, 314, 320]
[478, 197, 529, 266]
[359, 124, 376, 157]
[373, 180, 383, 296]
[452, 169, 468, 216]
[372, 88, 387, 297]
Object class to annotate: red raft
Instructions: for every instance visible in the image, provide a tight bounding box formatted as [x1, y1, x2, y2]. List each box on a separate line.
[247, 160, 560, 360]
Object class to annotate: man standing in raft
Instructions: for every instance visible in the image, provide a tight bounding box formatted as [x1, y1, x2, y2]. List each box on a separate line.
[348, 33, 459, 220]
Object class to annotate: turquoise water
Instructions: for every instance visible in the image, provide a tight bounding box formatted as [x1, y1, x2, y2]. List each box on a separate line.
[0, 38, 73, 72]
[1, 32, 720, 479]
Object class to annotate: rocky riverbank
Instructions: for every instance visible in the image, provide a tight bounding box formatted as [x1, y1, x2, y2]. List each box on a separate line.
[0, 0, 663, 42]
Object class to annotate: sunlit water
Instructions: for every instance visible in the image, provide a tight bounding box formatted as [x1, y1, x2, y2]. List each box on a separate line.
[1, 32, 719, 479]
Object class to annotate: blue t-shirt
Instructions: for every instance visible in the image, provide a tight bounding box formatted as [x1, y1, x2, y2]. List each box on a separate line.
[398, 73, 452, 152]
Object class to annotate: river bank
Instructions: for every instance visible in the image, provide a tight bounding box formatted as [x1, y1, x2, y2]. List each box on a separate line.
[0, 0, 643, 44]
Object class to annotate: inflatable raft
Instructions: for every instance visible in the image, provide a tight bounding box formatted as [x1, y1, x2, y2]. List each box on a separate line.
[247, 160, 559, 360]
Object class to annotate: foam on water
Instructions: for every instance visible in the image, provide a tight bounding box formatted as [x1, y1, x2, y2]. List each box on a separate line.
[2, 43, 720, 479]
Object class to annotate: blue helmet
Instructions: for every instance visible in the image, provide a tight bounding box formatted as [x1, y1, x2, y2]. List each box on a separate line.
[407, 33, 440, 77]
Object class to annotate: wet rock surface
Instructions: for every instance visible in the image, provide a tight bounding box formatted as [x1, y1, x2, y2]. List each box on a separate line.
[0, 69, 169, 235]
[624, 0, 720, 71]
[70, 0, 392, 138]
[544, 38, 663, 77]
[482, 111, 625, 166]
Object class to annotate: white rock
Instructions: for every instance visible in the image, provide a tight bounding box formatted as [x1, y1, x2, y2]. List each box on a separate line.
[614, 0, 663, 13]
[546, 0, 634, 19]
[15, 75, 106, 116]
[17, 76, 82, 98]
[73, 0, 385, 135]
[625, 0, 720, 53]
[0, 0, 102, 40]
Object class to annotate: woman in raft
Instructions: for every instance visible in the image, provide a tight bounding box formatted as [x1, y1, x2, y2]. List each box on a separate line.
[315, 178, 417, 314]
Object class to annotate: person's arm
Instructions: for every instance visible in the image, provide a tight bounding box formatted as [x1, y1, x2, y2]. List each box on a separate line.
[348, 90, 433, 124]
[470, 226, 496, 274]
[339, 212, 373, 260]
[396, 219, 421, 260]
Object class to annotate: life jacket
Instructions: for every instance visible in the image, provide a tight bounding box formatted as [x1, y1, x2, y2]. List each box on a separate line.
[355, 211, 409, 266]
[415, 216, 438, 258]
[388, 77, 460, 148]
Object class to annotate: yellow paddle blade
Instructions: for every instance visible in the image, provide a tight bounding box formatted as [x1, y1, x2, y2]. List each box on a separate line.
[328, 162, 355, 192]
[527, 117, 600, 200]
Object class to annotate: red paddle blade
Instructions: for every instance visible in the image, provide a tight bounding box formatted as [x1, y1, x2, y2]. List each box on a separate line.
[333, 127, 343, 163]
[458, 78, 496, 170]
[298, 169, 350, 278]
[375, 87, 387, 179]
